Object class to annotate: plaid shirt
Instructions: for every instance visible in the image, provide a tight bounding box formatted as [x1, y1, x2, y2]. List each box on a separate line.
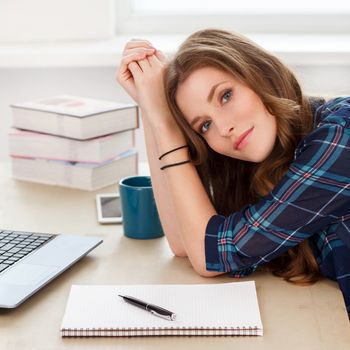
[205, 97, 350, 318]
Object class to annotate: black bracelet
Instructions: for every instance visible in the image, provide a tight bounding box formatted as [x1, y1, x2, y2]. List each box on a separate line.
[158, 145, 189, 160]
[160, 160, 191, 171]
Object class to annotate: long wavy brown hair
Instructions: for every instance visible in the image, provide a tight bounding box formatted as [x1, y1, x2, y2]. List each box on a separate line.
[164, 29, 321, 285]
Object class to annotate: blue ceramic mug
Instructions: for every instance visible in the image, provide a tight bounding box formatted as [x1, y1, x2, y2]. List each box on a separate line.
[119, 176, 164, 239]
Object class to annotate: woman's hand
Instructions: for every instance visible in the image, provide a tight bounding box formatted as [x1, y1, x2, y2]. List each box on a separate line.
[116, 39, 156, 103]
[127, 52, 171, 124]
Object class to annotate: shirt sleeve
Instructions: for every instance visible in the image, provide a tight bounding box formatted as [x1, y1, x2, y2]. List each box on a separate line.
[205, 98, 350, 274]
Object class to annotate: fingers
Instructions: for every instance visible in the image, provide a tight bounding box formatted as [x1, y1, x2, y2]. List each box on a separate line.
[118, 38, 166, 85]
[128, 61, 142, 76]
[148, 54, 168, 70]
[125, 39, 155, 51]
[117, 48, 154, 83]
[126, 47, 155, 56]
[121, 39, 167, 73]
[137, 57, 151, 71]
[147, 54, 160, 67]
[121, 48, 154, 67]
[155, 50, 168, 64]
[127, 56, 156, 81]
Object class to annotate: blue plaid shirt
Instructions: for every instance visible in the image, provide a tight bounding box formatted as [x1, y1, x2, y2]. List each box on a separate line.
[205, 97, 350, 318]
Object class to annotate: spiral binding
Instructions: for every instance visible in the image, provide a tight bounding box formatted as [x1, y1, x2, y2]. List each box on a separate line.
[61, 325, 260, 337]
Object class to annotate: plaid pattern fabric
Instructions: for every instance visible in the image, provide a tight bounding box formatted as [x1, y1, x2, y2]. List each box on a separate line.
[205, 97, 350, 318]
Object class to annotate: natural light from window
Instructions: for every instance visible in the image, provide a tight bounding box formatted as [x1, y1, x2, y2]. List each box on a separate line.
[132, 0, 350, 14]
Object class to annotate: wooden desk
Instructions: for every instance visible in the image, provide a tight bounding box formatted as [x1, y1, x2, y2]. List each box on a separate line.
[0, 162, 349, 350]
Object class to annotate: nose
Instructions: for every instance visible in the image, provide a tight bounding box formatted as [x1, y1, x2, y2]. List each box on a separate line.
[216, 119, 235, 137]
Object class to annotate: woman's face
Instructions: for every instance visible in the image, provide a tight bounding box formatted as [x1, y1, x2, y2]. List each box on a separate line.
[175, 66, 277, 163]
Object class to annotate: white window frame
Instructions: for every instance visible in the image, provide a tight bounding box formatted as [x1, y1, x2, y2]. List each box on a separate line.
[115, 1, 350, 35]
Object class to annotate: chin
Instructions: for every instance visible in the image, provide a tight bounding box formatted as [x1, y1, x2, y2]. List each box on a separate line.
[249, 155, 269, 163]
[254, 148, 276, 162]
[243, 149, 271, 163]
[217, 149, 270, 163]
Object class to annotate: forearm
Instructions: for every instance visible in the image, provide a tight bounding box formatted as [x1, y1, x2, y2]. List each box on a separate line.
[148, 114, 223, 277]
[140, 110, 187, 257]
[124, 53, 223, 276]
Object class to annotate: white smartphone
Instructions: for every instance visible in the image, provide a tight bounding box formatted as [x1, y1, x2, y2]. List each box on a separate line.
[96, 193, 122, 224]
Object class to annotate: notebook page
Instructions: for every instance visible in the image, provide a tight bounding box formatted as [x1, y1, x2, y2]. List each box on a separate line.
[61, 281, 262, 331]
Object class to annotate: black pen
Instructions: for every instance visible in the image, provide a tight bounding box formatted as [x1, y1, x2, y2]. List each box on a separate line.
[118, 294, 176, 321]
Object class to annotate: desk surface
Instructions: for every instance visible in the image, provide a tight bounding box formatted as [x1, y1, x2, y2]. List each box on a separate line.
[0, 162, 349, 350]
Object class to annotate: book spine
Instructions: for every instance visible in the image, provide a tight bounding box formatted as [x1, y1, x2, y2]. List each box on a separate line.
[11, 151, 138, 191]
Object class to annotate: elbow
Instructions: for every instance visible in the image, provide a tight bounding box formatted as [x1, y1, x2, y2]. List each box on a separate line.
[172, 249, 188, 258]
[193, 263, 224, 278]
[169, 244, 188, 258]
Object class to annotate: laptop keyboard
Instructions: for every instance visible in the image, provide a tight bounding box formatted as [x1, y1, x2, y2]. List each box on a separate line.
[0, 230, 55, 273]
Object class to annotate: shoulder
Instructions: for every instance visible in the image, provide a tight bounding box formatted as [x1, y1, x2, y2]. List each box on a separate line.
[294, 96, 350, 161]
[314, 96, 350, 127]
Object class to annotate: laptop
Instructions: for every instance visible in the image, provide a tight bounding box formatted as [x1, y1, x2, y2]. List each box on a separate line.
[0, 229, 102, 308]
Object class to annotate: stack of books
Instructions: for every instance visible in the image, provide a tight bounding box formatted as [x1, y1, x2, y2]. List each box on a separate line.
[9, 95, 139, 190]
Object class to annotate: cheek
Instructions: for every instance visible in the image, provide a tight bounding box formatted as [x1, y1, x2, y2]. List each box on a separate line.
[204, 135, 218, 152]
[206, 135, 231, 155]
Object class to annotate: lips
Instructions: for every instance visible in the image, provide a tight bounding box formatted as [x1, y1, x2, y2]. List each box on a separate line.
[234, 127, 254, 150]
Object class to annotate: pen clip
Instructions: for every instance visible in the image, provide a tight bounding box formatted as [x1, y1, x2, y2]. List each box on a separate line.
[150, 310, 176, 321]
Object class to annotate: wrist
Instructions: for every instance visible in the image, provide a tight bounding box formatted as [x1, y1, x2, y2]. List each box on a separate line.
[138, 107, 189, 165]
[139, 99, 168, 118]
[141, 110, 179, 132]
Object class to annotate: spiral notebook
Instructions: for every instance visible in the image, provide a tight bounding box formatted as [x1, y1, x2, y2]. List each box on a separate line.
[60, 281, 263, 337]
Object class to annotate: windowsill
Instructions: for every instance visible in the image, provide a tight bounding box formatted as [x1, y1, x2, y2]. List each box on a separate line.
[0, 33, 350, 68]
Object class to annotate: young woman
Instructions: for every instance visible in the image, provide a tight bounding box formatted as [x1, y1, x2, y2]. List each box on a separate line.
[117, 29, 350, 318]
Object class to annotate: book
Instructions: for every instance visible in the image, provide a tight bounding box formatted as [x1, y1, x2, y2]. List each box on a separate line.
[8, 128, 135, 163]
[60, 281, 263, 337]
[11, 95, 139, 140]
[11, 149, 138, 191]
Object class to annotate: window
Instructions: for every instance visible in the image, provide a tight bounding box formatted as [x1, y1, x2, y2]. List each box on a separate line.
[0, 0, 115, 43]
[115, 0, 350, 35]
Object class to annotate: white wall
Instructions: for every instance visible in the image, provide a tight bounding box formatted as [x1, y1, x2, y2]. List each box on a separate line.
[294, 65, 350, 96]
[0, 0, 115, 42]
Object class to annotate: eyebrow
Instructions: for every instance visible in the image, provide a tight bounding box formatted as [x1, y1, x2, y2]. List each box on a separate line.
[189, 81, 229, 128]
[207, 81, 228, 103]
[190, 116, 201, 128]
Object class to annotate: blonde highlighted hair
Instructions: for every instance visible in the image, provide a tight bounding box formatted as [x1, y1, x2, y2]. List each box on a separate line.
[164, 29, 321, 285]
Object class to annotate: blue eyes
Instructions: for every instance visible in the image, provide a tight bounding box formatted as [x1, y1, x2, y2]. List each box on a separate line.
[198, 89, 232, 134]
[221, 89, 232, 104]
[200, 121, 211, 134]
